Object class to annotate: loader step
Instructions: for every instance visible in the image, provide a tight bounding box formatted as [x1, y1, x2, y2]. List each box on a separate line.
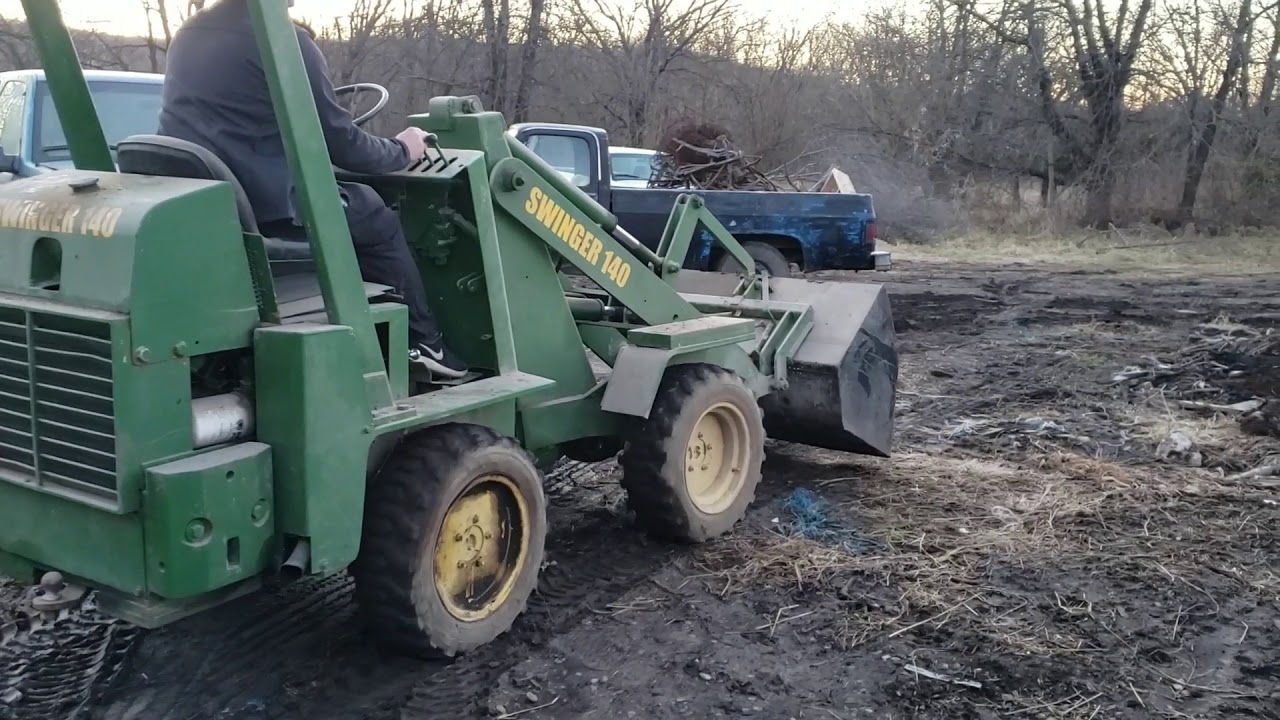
[375, 371, 555, 432]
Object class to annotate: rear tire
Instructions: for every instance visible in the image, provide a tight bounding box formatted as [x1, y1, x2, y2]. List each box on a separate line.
[620, 364, 765, 542]
[714, 241, 792, 278]
[353, 423, 546, 658]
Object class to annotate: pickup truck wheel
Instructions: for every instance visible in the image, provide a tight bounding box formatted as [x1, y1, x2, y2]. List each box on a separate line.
[715, 241, 792, 278]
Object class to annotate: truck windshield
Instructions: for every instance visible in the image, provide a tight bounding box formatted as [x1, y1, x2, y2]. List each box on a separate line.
[611, 153, 657, 181]
[33, 80, 164, 164]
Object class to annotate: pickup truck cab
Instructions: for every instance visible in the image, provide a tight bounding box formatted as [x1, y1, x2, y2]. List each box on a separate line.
[0, 69, 164, 177]
[510, 122, 889, 277]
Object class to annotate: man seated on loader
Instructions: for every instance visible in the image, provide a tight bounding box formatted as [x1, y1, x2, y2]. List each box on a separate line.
[156, 0, 468, 379]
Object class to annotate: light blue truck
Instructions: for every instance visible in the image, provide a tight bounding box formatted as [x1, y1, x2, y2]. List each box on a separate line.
[0, 69, 164, 177]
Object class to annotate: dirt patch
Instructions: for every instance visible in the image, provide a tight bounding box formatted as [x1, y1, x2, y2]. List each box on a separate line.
[483, 448, 1277, 719]
[479, 259, 1279, 720]
[2, 257, 1277, 720]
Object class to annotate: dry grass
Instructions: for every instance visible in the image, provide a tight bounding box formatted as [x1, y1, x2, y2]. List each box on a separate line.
[693, 450, 1278, 657]
[891, 229, 1280, 273]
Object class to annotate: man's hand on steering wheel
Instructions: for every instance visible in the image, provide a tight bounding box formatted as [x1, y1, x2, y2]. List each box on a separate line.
[333, 82, 390, 126]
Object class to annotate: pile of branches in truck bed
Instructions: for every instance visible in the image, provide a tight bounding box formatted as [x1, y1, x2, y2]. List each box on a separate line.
[649, 120, 783, 191]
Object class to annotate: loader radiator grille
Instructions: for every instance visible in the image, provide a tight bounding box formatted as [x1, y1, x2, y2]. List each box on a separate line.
[0, 306, 117, 494]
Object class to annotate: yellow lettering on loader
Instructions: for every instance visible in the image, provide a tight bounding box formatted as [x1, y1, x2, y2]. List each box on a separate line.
[536, 196, 559, 226]
[520, 184, 632, 289]
[524, 186, 543, 214]
[0, 199, 121, 237]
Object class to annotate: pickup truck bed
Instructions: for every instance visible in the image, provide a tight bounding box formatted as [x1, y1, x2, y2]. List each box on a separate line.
[509, 122, 888, 277]
[610, 185, 879, 273]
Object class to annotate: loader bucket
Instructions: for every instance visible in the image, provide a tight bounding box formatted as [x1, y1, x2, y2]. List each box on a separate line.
[675, 271, 898, 457]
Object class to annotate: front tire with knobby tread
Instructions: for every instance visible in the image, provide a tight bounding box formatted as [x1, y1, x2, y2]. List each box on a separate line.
[620, 364, 765, 542]
[353, 423, 546, 658]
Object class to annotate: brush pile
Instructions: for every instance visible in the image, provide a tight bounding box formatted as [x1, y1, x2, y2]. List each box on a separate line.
[649, 120, 782, 191]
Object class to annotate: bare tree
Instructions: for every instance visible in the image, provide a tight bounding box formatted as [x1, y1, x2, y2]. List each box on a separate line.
[479, 0, 512, 115]
[511, 0, 547, 123]
[321, 0, 399, 86]
[1178, 0, 1255, 217]
[561, 0, 736, 145]
[0, 16, 35, 70]
[140, 0, 191, 72]
[957, 0, 1156, 226]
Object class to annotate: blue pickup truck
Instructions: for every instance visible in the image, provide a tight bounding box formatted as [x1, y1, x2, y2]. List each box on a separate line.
[0, 69, 165, 177]
[511, 122, 890, 277]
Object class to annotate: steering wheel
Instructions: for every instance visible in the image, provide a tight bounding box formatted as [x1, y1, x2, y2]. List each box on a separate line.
[334, 82, 390, 126]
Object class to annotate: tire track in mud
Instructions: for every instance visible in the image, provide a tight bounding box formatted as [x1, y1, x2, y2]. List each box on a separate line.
[0, 599, 138, 720]
[396, 469, 685, 718]
[93, 572, 380, 720]
[86, 460, 677, 720]
[399, 520, 676, 718]
[400, 452, 805, 718]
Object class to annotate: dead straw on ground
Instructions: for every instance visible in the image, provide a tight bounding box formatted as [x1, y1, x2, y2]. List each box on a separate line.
[691, 450, 1277, 654]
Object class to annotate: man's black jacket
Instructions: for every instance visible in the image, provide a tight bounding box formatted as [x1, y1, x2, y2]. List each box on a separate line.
[157, 0, 409, 225]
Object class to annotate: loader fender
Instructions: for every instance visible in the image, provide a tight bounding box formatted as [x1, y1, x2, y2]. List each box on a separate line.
[601, 315, 760, 419]
[601, 345, 674, 418]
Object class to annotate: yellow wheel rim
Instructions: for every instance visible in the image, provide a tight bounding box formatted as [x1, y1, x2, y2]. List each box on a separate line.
[684, 402, 751, 515]
[433, 474, 530, 622]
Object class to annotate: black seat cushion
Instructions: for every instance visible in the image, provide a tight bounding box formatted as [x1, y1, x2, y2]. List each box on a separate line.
[116, 134, 312, 264]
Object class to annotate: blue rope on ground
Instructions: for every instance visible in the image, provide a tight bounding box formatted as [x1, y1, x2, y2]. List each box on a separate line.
[778, 488, 875, 553]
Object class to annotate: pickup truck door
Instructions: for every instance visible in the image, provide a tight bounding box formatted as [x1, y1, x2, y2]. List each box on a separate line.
[511, 125, 610, 206]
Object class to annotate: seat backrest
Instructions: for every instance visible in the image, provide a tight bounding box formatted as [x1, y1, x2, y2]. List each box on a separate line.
[116, 134, 259, 234]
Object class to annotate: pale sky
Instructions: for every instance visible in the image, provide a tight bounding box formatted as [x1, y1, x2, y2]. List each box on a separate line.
[0, 0, 862, 37]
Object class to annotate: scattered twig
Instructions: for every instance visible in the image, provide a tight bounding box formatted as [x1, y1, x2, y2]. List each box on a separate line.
[1130, 681, 1147, 709]
[1227, 464, 1279, 482]
[888, 594, 981, 638]
[754, 606, 817, 637]
[903, 664, 983, 689]
[496, 696, 560, 718]
[1178, 399, 1265, 414]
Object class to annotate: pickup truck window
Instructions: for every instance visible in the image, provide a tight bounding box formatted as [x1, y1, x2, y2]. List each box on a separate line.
[0, 81, 26, 155]
[33, 80, 164, 164]
[525, 133, 591, 188]
[611, 152, 655, 182]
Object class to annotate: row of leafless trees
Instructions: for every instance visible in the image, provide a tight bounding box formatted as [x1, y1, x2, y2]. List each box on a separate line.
[4, 0, 1280, 235]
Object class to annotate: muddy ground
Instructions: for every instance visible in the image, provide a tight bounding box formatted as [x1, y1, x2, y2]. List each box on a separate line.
[2, 257, 1277, 720]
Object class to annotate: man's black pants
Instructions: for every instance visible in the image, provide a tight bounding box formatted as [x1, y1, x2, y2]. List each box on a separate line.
[262, 182, 442, 348]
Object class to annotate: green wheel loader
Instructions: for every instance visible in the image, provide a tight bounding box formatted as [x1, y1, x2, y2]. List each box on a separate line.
[0, 0, 897, 657]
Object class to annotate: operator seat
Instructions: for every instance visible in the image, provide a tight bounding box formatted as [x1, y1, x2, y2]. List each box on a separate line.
[115, 134, 313, 275]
